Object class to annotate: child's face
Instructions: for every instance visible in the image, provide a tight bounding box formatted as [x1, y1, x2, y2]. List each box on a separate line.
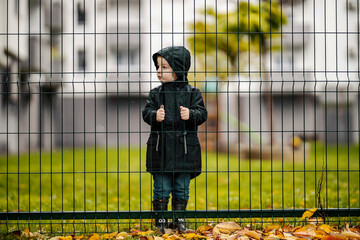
[156, 56, 177, 83]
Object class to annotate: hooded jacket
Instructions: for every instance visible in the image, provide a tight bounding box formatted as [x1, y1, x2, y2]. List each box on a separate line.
[142, 46, 207, 179]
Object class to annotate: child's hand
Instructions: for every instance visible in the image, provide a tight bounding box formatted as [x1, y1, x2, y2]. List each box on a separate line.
[156, 105, 165, 122]
[180, 106, 190, 120]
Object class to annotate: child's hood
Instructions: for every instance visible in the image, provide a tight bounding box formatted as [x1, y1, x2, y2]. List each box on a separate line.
[152, 46, 191, 81]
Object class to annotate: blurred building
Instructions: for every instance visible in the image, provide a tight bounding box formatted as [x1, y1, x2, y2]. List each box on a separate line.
[0, 0, 358, 155]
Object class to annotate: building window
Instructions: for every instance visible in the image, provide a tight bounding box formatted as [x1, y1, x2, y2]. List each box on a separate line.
[77, 3, 85, 24]
[78, 50, 86, 70]
[117, 49, 137, 66]
[14, 0, 19, 14]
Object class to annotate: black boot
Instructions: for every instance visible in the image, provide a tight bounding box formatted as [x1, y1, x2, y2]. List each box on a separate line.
[173, 199, 187, 233]
[153, 199, 169, 234]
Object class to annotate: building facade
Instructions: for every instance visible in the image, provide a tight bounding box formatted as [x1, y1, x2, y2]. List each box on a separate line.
[0, 0, 358, 155]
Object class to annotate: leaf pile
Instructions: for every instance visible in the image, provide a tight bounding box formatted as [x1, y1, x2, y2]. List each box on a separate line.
[10, 221, 360, 240]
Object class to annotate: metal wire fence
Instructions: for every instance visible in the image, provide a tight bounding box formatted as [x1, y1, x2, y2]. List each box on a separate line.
[0, 0, 359, 235]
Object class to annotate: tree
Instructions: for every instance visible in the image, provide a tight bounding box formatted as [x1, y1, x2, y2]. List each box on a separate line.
[188, 0, 287, 143]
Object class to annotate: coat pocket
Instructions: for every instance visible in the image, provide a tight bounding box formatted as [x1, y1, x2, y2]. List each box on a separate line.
[179, 134, 200, 160]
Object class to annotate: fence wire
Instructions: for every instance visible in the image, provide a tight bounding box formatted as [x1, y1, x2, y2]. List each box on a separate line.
[0, 0, 360, 235]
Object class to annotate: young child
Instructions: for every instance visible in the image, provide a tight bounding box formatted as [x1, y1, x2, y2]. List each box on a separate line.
[142, 46, 207, 233]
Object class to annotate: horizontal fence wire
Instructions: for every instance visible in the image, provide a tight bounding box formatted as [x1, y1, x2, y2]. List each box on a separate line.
[0, 0, 360, 234]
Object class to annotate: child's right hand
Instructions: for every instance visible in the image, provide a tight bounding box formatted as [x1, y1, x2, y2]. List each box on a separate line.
[156, 105, 165, 122]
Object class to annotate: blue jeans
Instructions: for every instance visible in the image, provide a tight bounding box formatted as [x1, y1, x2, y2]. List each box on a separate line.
[152, 173, 191, 201]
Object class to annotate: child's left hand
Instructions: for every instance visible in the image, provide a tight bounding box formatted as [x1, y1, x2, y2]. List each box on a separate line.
[180, 106, 190, 120]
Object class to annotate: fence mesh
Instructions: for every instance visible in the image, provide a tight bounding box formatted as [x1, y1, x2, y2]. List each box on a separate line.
[0, 0, 359, 235]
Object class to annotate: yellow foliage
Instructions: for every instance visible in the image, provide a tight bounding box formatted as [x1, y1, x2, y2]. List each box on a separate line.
[301, 208, 317, 219]
[89, 233, 101, 240]
[101, 232, 118, 239]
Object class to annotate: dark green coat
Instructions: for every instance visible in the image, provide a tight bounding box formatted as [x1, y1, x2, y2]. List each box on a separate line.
[142, 46, 207, 179]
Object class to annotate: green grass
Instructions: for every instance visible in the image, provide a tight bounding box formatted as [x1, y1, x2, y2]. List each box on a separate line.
[0, 142, 359, 234]
[1, 142, 359, 212]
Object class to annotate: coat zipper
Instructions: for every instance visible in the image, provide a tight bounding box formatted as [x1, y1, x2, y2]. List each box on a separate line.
[183, 131, 187, 154]
[156, 131, 160, 152]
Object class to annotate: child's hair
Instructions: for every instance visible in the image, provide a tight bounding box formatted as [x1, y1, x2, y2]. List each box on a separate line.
[152, 46, 191, 80]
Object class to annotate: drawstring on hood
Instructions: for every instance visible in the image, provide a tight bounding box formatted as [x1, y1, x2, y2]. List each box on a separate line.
[152, 46, 191, 82]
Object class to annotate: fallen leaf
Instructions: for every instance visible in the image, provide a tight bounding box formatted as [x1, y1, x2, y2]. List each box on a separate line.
[116, 232, 128, 238]
[164, 228, 175, 235]
[350, 227, 360, 235]
[131, 229, 142, 236]
[244, 230, 261, 240]
[101, 232, 118, 239]
[182, 233, 196, 239]
[226, 233, 242, 240]
[282, 232, 298, 240]
[264, 225, 281, 233]
[341, 230, 360, 239]
[213, 221, 242, 236]
[59, 236, 73, 240]
[238, 237, 250, 240]
[301, 208, 317, 219]
[292, 227, 316, 238]
[73, 235, 85, 240]
[263, 234, 280, 240]
[22, 228, 30, 237]
[146, 236, 154, 240]
[197, 224, 213, 233]
[168, 234, 182, 240]
[318, 224, 332, 234]
[201, 231, 213, 236]
[322, 234, 347, 240]
[282, 225, 295, 233]
[89, 233, 101, 240]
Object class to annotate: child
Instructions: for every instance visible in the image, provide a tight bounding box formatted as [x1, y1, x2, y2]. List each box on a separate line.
[142, 46, 207, 233]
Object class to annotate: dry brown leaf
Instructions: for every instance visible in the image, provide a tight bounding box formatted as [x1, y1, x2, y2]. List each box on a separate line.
[275, 230, 285, 239]
[263, 234, 280, 240]
[213, 221, 242, 235]
[245, 230, 262, 240]
[201, 230, 213, 236]
[168, 234, 182, 240]
[182, 233, 196, 239]
[292, 227, 316, 238]
[226, 233, 242, 240]
[197, 224, 213, 233]
[341, 230, 360, 239]
[22, 228, 30, 237]
[350, 228, 360, 235]
[322, 234, 347, 240]
[282, 225, 296, 233]
[283, 232, 298, 240]
[264, 225, 281, 233]
[117, 232, 128, 238]
[301, 208, 317, 219]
